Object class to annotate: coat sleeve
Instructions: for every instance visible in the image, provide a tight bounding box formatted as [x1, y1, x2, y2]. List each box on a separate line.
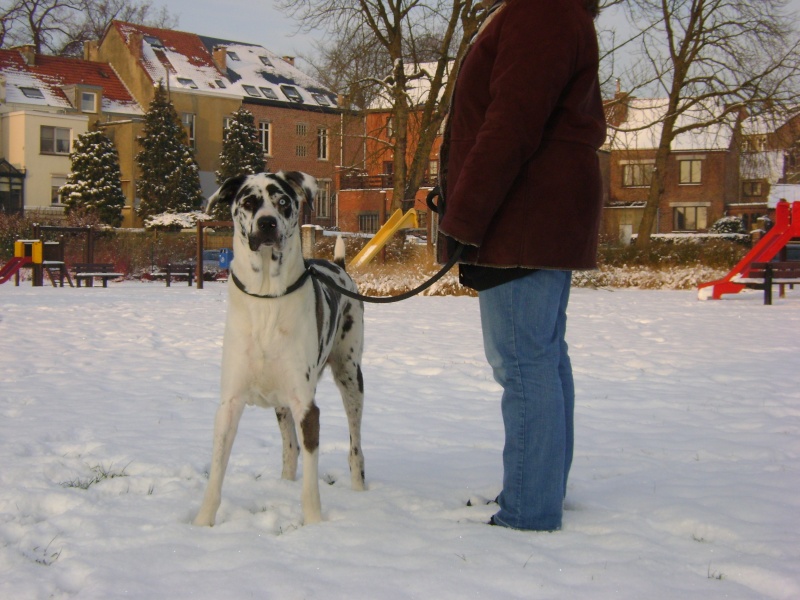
[439, 0, 581, 247]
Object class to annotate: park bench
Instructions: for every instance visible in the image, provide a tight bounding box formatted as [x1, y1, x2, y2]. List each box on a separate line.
[159, 263, 195, 287]
[73, 263, 124, 288]
[737, 261, 800, 305]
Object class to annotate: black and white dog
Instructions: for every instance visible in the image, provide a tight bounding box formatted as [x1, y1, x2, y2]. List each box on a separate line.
[193, 171, 365, 527]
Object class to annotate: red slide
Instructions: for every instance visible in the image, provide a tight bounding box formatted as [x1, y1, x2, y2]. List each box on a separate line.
[0, 257, 31, 284]
[698, 200, 800, 300]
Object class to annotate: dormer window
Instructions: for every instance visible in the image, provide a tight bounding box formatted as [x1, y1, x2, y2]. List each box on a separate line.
[259, 56, 273, 67]
[143, 35, 163, 48]
[177, 78, 198, 89]
[260, 87, 278, 100]
[312, 93, 331, 106]
[243, 85, 260, 98]
[227, 51, 240, 61]
[215, 79, 226, 89]
[20, 87, 45, 99]
[280, 85, 303, 103]
[81, 91, 97, 113]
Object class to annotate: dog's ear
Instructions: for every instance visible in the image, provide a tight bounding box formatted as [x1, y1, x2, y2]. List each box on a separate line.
[206, 174, 249, 215]
[284, 171, 318, 212]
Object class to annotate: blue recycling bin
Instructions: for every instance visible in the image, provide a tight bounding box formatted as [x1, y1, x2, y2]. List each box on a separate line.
[218, 248, 233, 269]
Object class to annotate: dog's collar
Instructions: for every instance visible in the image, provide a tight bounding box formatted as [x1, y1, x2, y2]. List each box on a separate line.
[230, 265, 311, 299]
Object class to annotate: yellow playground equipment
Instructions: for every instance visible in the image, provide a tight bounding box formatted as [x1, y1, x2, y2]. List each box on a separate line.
[348, 209, 418, 269]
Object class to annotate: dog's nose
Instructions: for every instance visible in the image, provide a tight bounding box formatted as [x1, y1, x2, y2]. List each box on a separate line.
[257, 216, 277, 233]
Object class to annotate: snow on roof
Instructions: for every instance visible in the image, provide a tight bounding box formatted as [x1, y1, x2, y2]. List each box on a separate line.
[767, 183, 800, 208]
[0, 48, 141, 115]
[740, 151, 785, 182]
[606, 98, 735, 152]
[113, 22, 337, 110]
[368, 61, 453, 111]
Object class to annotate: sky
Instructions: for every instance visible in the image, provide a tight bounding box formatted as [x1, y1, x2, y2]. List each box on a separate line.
[0, 277, 798, 598]
[160, 0, 800, 65]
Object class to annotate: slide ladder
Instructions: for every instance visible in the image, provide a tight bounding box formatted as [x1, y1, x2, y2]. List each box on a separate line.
[349, 209, 418, 269]
[0, 257, 32, 284]
[698, 200, 800, 300]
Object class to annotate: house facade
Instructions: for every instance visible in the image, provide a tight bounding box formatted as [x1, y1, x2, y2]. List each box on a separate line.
[89, 22, 362, 228]
[0, 46, 142, 222]
[603, 96, 740, 243]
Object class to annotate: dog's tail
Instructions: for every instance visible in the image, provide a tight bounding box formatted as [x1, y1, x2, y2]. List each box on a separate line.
[334, 235, 346, 269]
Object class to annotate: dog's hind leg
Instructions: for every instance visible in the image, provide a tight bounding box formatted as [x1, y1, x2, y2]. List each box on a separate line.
[193, 397, 246, 526]
[292, 400, 322, 524]
[275, 407, 299, 480]
[331, 359, 366, 491]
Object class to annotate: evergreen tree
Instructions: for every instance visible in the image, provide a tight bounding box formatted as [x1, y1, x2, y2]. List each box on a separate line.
[135, 82, 203, 220]
[60, 123, 126, 227]
[211, 108, 265, 219]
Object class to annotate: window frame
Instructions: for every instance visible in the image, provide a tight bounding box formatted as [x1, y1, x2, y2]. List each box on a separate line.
[40, 126, 71, 155]
[679, 159, 703, 185]
[673, 205, 708, 231]
[317, 127, 329, 161]
[80, 91, 97, 113]
[258, 121, 272, 156]
[316, 179, 332, 219]
[181, 112, 196, 148]
[621, 161, 654, 188]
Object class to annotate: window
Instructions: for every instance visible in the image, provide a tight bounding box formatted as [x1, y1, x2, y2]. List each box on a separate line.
[215, 79, 226, 89]
[386, 116, 394, 138]
[40, 126, 71, 154]
[317, 127, 329, 160]
[429, 159, 439, 178]
[227, 51, 240, 61]
[80, 91, 97, 112]
[259, 56, 273, 67]
[242, 85, 260, 97]
[281, 85, 303, 103]
[223, 117, 234, 137]
[182, 113, 196, 147]
[316, 179, 332, 218]
[51, 175, 67, 205]
[311, 93, 330, 106]
[296, 123, 308, 137]
[742, 181, 762, 197]
[358, 212, 380, 233]
[143, 35, 163, 48]
[258, 121, 271, 156]
[177, 78, 198, 89]
[296, 145, 308, 157]
[679, 159, 702, 184]
[622, 162, 654, 187]
[20, 87, 45, 99]
[260, 87, 279, 100]
[673, 206, 708, 231]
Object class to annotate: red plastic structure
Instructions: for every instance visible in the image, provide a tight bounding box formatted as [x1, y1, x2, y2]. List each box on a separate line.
[698, 200, 800, 300]
[0, 256, 32, 284]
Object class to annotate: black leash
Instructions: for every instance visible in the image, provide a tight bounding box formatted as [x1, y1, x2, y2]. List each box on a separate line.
[308, 242, 463, 304]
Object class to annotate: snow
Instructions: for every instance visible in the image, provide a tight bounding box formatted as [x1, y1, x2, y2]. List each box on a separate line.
[1, 282, 798, 599]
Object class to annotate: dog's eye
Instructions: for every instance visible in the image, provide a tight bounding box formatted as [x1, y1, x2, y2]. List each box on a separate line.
[278, 197, 288, 207]
[242, 198, 255, 212]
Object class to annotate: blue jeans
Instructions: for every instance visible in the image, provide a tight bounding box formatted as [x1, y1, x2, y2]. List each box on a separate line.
[479, 269, 574, 531]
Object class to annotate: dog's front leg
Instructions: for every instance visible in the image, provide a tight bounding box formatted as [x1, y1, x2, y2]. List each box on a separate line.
[193, 396, 246, 526]
[275, 407, 299, 480]
[292, 401, 322, 524]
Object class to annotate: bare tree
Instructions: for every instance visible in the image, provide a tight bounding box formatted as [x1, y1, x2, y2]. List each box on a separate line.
[0, 0, 176, 56]
[609, 0, 800, 248]
[279, 0, 482, 211]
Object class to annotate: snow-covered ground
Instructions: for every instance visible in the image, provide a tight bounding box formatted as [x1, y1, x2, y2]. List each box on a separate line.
[0, 281, 798, 599]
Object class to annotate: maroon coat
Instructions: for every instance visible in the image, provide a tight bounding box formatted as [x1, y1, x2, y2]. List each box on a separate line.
[439, 0, 606, 270]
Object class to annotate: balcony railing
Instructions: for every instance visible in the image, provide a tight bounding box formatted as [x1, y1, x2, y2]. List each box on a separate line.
[339, 173, 437, 190]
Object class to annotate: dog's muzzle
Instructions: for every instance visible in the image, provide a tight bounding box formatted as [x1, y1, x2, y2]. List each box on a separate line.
[249, 216, 280, 251]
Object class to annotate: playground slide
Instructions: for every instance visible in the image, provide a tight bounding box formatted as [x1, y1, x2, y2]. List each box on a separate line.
[349, 209, 419, 269]
[0, 257, 31, 284]
[698, 200, 800, 300]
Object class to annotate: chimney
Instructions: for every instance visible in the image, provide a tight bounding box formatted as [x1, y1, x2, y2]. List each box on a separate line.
[282, 56, 295, 67]
[212, 46, 227, 73]
[130, 32, 143, 61]
[84, 40, 99, 61]
[15, 45, 36, 66]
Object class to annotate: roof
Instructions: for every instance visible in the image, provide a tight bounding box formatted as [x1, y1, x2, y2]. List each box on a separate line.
[368, 61, 453, 111]
[768, 183, 800, 208]
[606, 98, 736, 152]
[0, 48, 142, 115]
[112, 21, 338, 111]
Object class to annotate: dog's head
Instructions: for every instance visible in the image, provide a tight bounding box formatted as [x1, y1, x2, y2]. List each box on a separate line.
[207, 171, 317, 252]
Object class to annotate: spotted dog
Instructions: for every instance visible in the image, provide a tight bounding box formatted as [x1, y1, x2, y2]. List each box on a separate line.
[193, 171, 365, 527]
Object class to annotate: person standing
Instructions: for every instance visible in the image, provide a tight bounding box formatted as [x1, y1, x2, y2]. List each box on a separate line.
[438, 0, 606, 531]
